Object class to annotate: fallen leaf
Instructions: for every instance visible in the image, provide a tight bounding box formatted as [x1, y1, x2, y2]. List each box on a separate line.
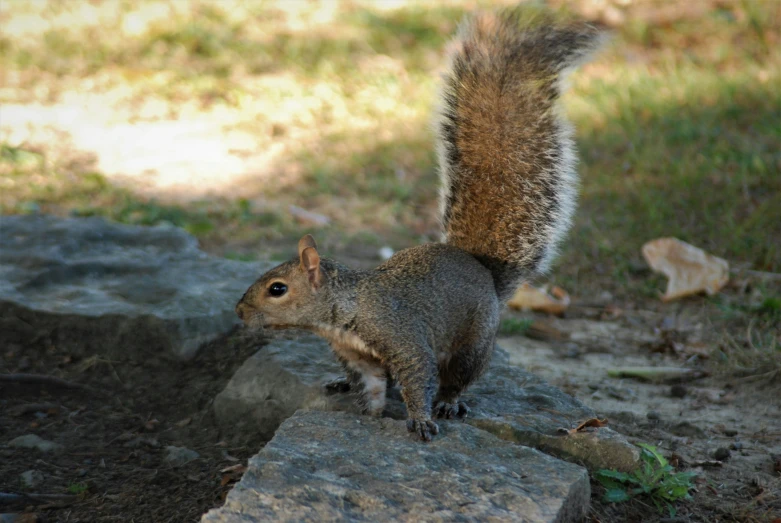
[558, 418, 609, 435]
[508, 283, 570, 314]
[525, 320, 569, 341]
[175, 417, 192, 428]
[641, 238, 729, 301]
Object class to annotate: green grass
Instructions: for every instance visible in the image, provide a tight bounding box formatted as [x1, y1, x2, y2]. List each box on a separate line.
[595, 444, 697, 517]
[499, 317, 534, 336]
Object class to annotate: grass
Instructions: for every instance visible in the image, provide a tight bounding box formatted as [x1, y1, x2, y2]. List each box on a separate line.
[595, 444, 697, 517]
[0, 0, 779, 359]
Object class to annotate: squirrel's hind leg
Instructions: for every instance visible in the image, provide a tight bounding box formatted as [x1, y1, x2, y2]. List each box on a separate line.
[434, 337, 494, 420]
[344, 358, 388, 417]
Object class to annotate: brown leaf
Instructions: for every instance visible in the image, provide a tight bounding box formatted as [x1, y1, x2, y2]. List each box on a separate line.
[220, 464, 247, 474]
[175, 417, 192, 428]
[642, 238, 729, 301]
[508, 283, 570, 314]
[559, 418, 609, 435]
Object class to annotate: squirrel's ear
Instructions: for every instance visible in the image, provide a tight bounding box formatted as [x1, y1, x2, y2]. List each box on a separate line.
[298, 234, 317, 258]
[299, 246, 322, 290]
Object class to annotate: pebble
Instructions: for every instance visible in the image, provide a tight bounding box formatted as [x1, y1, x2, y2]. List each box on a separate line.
[646, 411, 661, 421]
[164, 445, 199, 467]
[378, 247, 394, 261]
[20, 470, 44, 488]
[722, 428, 738, 437]
[713, 447, 731, 461]
[670, 384, 687, 398]
[8, 434, 63, 453]
[729, 440, 743, 451]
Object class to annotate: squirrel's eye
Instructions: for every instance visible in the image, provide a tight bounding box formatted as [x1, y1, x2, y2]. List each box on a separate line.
[268, 282, 287, 297]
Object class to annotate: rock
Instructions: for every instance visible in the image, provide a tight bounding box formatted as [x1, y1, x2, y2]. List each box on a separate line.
[713, 447, 731, 461]
[213, 331, 367, 440]
[670, 384, 688, 398]
[0, 215, 272, 360]
[215, 333, 638, 471]
[8, 434, 63, 453]
[646, 410, 661, 421]
[164, 446, 200, 466]
[464, 363, 640, 472]
[202, 410, 590, 523]
[19, 470, 44, 488]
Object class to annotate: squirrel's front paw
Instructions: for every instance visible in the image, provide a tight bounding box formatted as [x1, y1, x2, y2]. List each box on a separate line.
[324, 376, 352, 394]
[406, 418, 439, 442]
[434, 400, 469, 420]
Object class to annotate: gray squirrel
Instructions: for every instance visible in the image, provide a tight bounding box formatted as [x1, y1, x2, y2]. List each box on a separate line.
[236, 9, 603, 441]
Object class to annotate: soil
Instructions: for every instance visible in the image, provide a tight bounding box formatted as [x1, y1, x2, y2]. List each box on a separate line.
[499, 303, 781, 522]
[0, 328, 270, 523]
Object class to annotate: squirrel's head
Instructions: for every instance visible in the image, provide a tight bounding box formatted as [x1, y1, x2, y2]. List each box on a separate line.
[235, 234, 327, 330]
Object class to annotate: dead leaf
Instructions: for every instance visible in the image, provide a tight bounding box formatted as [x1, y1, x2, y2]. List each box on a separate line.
[175, 417, 192, 428]
[558, 418, 608, 435]
[525, 320, 569, 341]
[144, 419, 159, 431]
[641, 238, 729, 301]
[508, 283, 570, 314]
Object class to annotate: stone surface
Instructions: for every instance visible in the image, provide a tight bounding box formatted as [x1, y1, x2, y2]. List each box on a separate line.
[164, 446, 200, 466]
[463, 363, 640, 473]
[213, 330, 368, 440]
[215, 333, 638, 471]
[19, 470, 44, 488]
[202, 410, 590, 523]
[8, 434, 63, 453]
[0, 215, 271, 360]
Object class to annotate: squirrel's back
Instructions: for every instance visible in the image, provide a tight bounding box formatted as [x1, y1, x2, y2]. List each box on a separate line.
[437, 10, 603, 301]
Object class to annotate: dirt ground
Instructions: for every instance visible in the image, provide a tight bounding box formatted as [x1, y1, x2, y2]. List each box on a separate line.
[0, 328, 268, 523]
[498, 301, 781, 522]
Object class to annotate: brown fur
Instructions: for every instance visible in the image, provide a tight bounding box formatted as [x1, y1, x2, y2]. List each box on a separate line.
[236, 10, 603, 441]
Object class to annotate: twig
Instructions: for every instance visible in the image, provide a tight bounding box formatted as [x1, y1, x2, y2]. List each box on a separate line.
[0, 373, 93, 392]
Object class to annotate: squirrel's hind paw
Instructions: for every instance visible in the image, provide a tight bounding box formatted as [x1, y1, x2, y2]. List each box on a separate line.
[324, 376, 352, 394]
[434, 401, 469, 420]
[406, 418, 439, 442]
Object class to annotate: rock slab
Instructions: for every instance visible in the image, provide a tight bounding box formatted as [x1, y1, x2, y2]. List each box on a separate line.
[202, 410, 590, 523]
[215, 333, 638, 471]
[0, 215, 272, 359]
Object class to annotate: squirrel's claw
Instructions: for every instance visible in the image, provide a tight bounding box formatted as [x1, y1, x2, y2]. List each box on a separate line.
[406, 418, 439, 442]
[433, 401, 469, 420]
[324, 376, 352, 394]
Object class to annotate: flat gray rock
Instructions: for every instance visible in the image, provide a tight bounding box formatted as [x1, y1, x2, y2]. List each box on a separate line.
[214, 333, 638, 471]
[463, 364, 640, 473]
[0, 215, 271, 359]
[213, 330, 367, 440]
[202, 410, 590, 523]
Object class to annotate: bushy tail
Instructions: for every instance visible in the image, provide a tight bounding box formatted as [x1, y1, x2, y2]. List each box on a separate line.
[436, 9, 603, 301]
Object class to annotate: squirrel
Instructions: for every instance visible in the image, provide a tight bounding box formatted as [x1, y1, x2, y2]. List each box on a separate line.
[235, 9, 603, 441]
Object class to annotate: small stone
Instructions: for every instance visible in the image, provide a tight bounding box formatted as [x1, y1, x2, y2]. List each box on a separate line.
[77, 468, 88, 477]
[713, 447, 731, 461]
[646, 411, 661, 421]
[729, 440, 743, 451]
[722, 428, 738, 437]
[164, 446, 199, 467]
[20, 470, 44, 488]
[587, 383, 600, 391]
[8, 434, 63, 453]
[670, 384, 688, 398]
[378, 247, 394, 260]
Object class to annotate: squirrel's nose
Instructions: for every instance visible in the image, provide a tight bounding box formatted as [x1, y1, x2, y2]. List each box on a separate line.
[236, 302, 248, 321]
